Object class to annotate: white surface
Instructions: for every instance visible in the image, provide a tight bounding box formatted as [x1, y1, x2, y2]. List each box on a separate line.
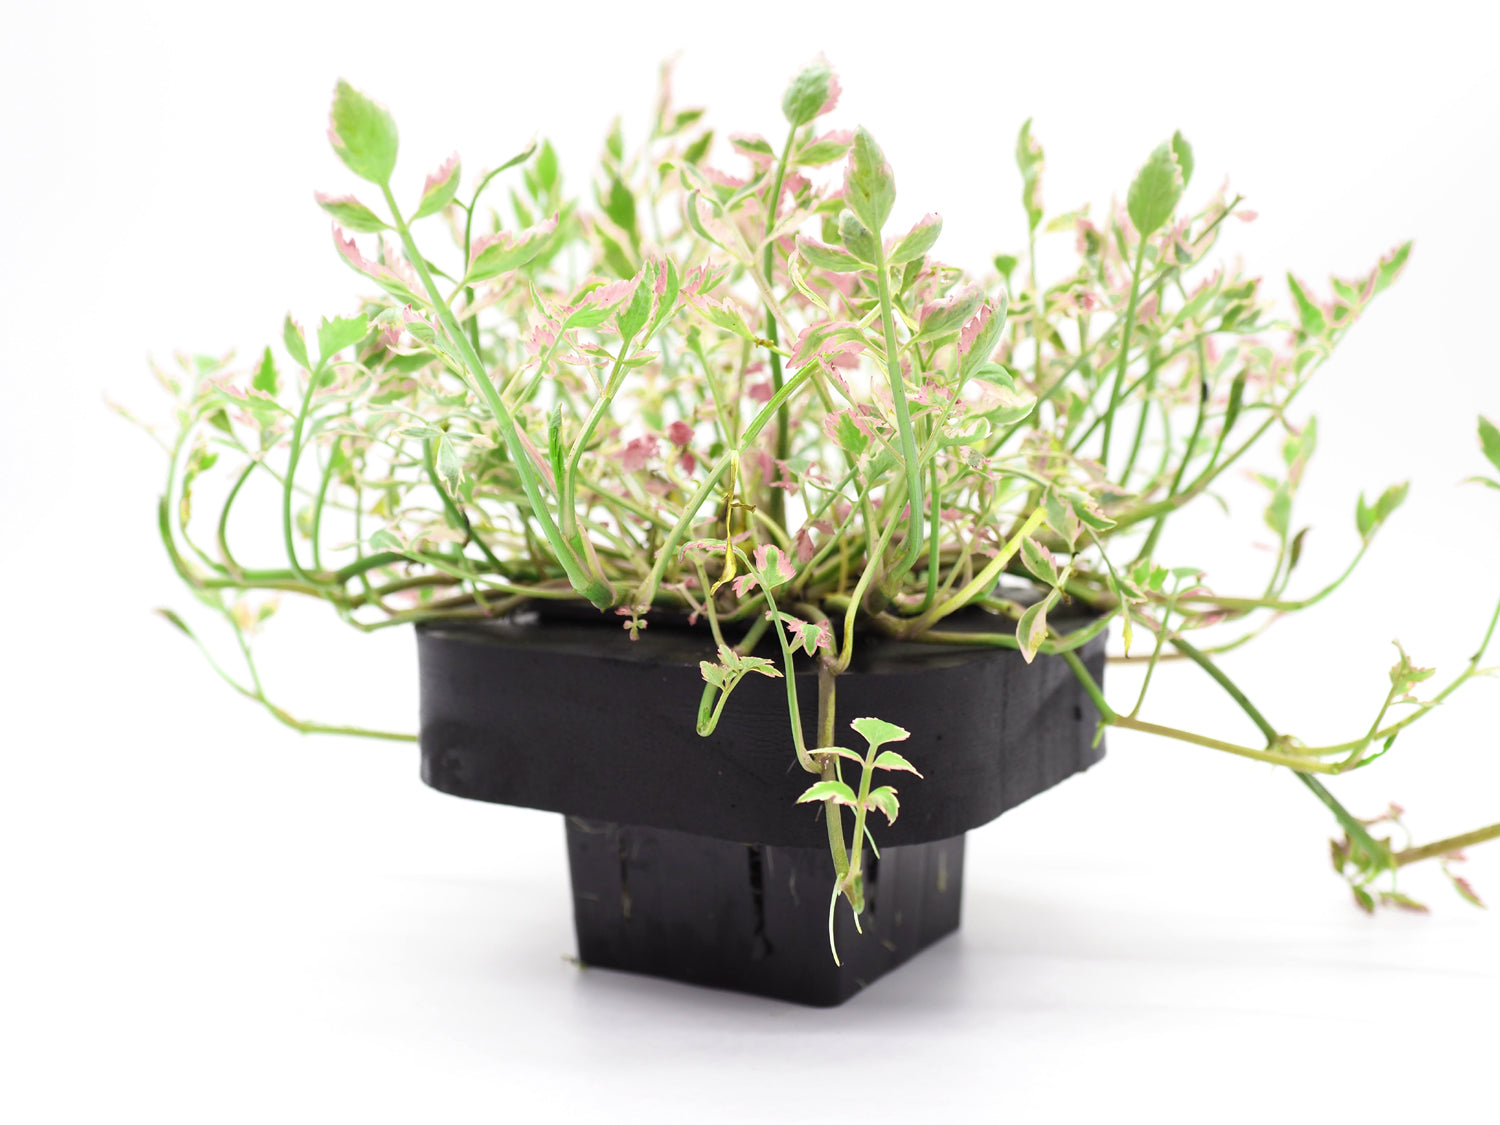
[3, 1, 1498, 1121]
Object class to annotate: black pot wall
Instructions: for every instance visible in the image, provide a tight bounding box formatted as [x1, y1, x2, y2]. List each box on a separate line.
[417, 608, 1107, 849]
[566, 818, 965, 1007]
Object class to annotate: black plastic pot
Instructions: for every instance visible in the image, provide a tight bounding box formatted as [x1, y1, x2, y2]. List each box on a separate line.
[417, 607, 1106, 1006]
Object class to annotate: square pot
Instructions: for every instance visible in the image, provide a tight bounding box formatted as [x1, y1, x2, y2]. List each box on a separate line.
[417, 608, 1105, 1004]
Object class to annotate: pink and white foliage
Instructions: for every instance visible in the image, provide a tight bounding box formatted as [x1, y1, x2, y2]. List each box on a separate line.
[769, 611, 833, 656]
[468, 215, 558, 281]
[415, 153, 461, 218]
[332, 225, 420, 300]
[790, 321, 865, 372]
[753, 543, 796, 587]
[729, 133, 776, 169]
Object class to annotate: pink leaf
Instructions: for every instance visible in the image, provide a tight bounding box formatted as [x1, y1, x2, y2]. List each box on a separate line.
[794, 527, 817, 563]
[666, 420, 694, 447]
[820, 70, 842, 116]
[619, 434, 659, 473]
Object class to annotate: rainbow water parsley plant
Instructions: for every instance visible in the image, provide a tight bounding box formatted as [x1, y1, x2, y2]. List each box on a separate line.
[133, 60, 1500, 953]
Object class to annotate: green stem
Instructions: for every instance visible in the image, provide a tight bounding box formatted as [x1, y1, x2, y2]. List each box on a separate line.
[380, 183, 611, 608]
[281, 362, 325, 583]
[1100, 238, 1147, 467]
[874, 245, 925, 587]
[761, 128, 797, 533]
[631, 361, 820, 608]
[1140, 332, 1211, 561]
[1170, 636, 1388, 863]
[906, 507, 1046, 633]
[1394, 823, 1500, 868]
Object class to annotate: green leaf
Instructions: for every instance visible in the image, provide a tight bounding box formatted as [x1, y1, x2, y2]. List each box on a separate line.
[1222, 369, 1247, 435]
[850, 715, 910, 752]
[1017, 600, 1048, 663]
[535, 141, 559, 193]
[435, 435, 462, 495]
[1378, 891, 1428, 913]
[735, 654, 782, 679]
[316, 193, 387, 232]
[1264, 483, 1291, 537]
[1355, 482, 1409, 541]
[601, 176, 638, 239]
[1351, 884, 1375, 914]
[795, 133, 852, 166]
[993, 254, 1019, 285]
[865, 785, 901, 826]
[413, 154, 462, 220]
[467, 217, 558, 282]
[616, 267, 654, 343]
[782, 58, 838, 128]
[253, 347, 279, 395]
[1016, 119, 1045, 232]
[683, 130, 713, 166]
[1069, 494, 1115, 532]
[155, 607, 195, 638]
[796, 779, 859, 806]
[695, 295, 756, 340]
[838, 211, 880, 265]
[1288, 527, 1310, 573]
[730, 133, 776, 160]
[547, 403, 565, 489]
[1126, 142, 1184, 238]
[753, 543, 797, 589]
[918, 286, 984, 340]
[1375, 241, 1412, 293]
[1042, 490, 1078, 550]
[597, 229, 637, 279]
[316, 313, 368, 367]
[283, 315, 310, 370]
[1171, 130, 1194, 188]
[604, 118, 624, 163]
[1020, 538, 1060, 587]
[972, 363, 1015, 389]
[959, 298, 1009, 379]
[647, 257, 681, 338]
[872, 749, 922, 777]
[1287, 273, 1328, 338]
[887, 213, 942, 265]
[844, 127, 895, 235]
[797, 236, 863, 273]
[368, 528, 405, 552]
[1479, 415, 1500, 475]
[328, 80, 399, 186]
[831, 412, 870, 457]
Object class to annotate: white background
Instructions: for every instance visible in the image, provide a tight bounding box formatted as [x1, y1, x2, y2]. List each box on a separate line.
[3, 1, 1498, 1121]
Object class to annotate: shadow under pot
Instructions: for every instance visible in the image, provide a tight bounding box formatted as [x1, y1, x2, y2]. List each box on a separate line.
[416, 606, 1106, 1007]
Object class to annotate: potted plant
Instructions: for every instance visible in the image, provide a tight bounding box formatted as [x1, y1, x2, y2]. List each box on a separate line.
[131, 59, 1500, 1007]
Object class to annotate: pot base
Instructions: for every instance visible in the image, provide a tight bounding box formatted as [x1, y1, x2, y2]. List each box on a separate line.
[565, 817, 964, 1007]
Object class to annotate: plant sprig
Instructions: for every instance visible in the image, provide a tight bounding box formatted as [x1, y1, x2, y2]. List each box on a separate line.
[131, 61, 1500, 947]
